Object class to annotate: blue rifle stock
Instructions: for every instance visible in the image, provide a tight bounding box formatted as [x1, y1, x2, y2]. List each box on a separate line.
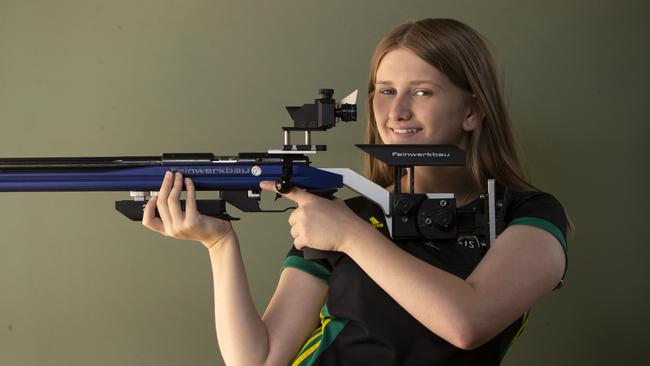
[0, 152, 343, 221]
[0, 89, 358, 259]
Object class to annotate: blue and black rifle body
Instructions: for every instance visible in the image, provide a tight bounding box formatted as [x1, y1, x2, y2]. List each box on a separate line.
[0, 152, 342, 222]
[0, 88, 507, 258]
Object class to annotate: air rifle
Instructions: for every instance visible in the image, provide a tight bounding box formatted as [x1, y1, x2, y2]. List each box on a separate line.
[0, 88, 507, 255]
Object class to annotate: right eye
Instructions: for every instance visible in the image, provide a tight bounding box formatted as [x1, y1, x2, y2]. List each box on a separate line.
[378, 88, 396, 95]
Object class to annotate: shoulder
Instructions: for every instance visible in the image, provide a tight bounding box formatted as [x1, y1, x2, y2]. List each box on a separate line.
[505, 190, 568, 242]
[503, 188, 569, 284]
[507, 190, 566, 222]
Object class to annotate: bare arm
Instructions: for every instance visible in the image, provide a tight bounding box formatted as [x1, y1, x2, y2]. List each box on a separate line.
[208, 233, 327, 366]
[339, 222, 565, 350]
[262, 267, 328, 366]
[257, 180, 565, 351]
[142, 172, 328, 365]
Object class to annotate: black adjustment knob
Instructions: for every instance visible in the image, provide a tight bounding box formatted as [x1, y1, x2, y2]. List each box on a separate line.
[394, 195, 415, 216]
[318, 88, 334, 99]
[416, 199, 457, 240]
[433, 207, 454, 229]
[275, 177, 293, 194]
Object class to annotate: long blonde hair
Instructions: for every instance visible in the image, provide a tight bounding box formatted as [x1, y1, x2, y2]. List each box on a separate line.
[364, 18, 536, 192]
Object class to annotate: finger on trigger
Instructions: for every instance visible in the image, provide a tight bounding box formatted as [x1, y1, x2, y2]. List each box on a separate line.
[259, 180, 306, 204]
[259, 180, 276, 193]
[283, 187, 309, 204]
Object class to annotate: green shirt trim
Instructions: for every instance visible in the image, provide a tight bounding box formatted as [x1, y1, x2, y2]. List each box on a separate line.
[291, 303, 349, 366]
[281, 255, 331, 283]
[507, 216, 568, 281]
[508, 217, 567, 250]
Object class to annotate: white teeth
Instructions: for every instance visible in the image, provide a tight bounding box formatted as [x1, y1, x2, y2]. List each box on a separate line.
[391, 128, 422, 134]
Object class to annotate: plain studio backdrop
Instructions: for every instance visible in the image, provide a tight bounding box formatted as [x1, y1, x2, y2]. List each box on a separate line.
[0, 1, 648, 365]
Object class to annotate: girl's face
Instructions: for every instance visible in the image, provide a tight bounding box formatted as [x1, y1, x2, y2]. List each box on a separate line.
[373, 48, 478, 147]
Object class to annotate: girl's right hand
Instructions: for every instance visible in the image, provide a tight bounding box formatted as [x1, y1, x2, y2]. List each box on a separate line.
[142, 171, 234, 249]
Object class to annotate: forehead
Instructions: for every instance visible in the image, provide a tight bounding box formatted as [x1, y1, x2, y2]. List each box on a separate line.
[375, 48, 450, 85]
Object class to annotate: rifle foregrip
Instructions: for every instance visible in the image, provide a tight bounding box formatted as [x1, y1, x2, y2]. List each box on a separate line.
[115, 199, 238, 221]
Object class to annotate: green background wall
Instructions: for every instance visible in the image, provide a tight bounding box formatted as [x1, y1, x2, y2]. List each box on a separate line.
[1, 0, 647, 365]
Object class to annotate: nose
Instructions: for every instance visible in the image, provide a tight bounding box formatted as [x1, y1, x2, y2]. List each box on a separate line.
[388, 94, 412, 122]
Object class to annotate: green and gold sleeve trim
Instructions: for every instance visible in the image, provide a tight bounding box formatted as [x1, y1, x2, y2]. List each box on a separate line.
[290, 303, 348, 366]
[281, 255, 331, 283]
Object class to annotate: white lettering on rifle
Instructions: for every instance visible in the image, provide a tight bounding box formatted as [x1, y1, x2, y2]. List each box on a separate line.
[172, 167, 252, 175]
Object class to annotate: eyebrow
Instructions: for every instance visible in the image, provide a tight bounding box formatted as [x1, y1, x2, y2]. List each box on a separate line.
[375, 80, 443, 88]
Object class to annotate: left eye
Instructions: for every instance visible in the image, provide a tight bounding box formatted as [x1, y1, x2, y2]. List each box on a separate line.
[414, 89, 432, 97]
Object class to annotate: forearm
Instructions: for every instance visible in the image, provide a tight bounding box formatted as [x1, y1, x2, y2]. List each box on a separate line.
[207, 232, 269, 365]
[340, 225, 482, 348]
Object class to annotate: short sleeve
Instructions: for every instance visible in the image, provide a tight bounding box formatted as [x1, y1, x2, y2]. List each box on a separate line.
[278, 196, 388, 284]
[506, 191, 569, 284]
[280, 245, 333, 284]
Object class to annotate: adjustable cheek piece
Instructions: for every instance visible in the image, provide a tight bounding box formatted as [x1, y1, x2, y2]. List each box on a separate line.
[312, 145, 509, 260]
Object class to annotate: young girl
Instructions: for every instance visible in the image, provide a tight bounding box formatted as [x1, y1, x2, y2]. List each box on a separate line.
[143, 18, 568, 366]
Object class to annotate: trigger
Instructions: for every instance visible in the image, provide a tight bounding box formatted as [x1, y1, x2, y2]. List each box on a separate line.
[274, 193, 282, 201]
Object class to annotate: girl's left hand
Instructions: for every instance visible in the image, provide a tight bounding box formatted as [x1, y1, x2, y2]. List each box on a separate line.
[259, 181, 366, 253]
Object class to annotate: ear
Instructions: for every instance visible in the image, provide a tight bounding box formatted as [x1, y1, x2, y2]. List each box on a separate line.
[462, 100, 485, 132]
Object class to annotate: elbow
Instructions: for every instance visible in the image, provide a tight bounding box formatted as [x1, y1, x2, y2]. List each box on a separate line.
[443, 320, 491, 351]
[449, 331, 484, 351]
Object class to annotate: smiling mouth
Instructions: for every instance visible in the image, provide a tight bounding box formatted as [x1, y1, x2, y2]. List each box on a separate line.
[391, 128, 422, 135]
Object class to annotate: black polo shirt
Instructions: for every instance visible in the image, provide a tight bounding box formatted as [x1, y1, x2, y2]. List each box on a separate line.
[281, 189, 568, 366]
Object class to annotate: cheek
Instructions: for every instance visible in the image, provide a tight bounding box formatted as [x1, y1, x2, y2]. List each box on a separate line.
[412, 104, 465, 143]
[372, 95, 390, 136]
[417, 99, 463, 129]
[372, 94, 389, 121]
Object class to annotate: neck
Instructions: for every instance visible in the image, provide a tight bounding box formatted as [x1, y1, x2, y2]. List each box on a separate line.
[395, 166, 483, 206]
